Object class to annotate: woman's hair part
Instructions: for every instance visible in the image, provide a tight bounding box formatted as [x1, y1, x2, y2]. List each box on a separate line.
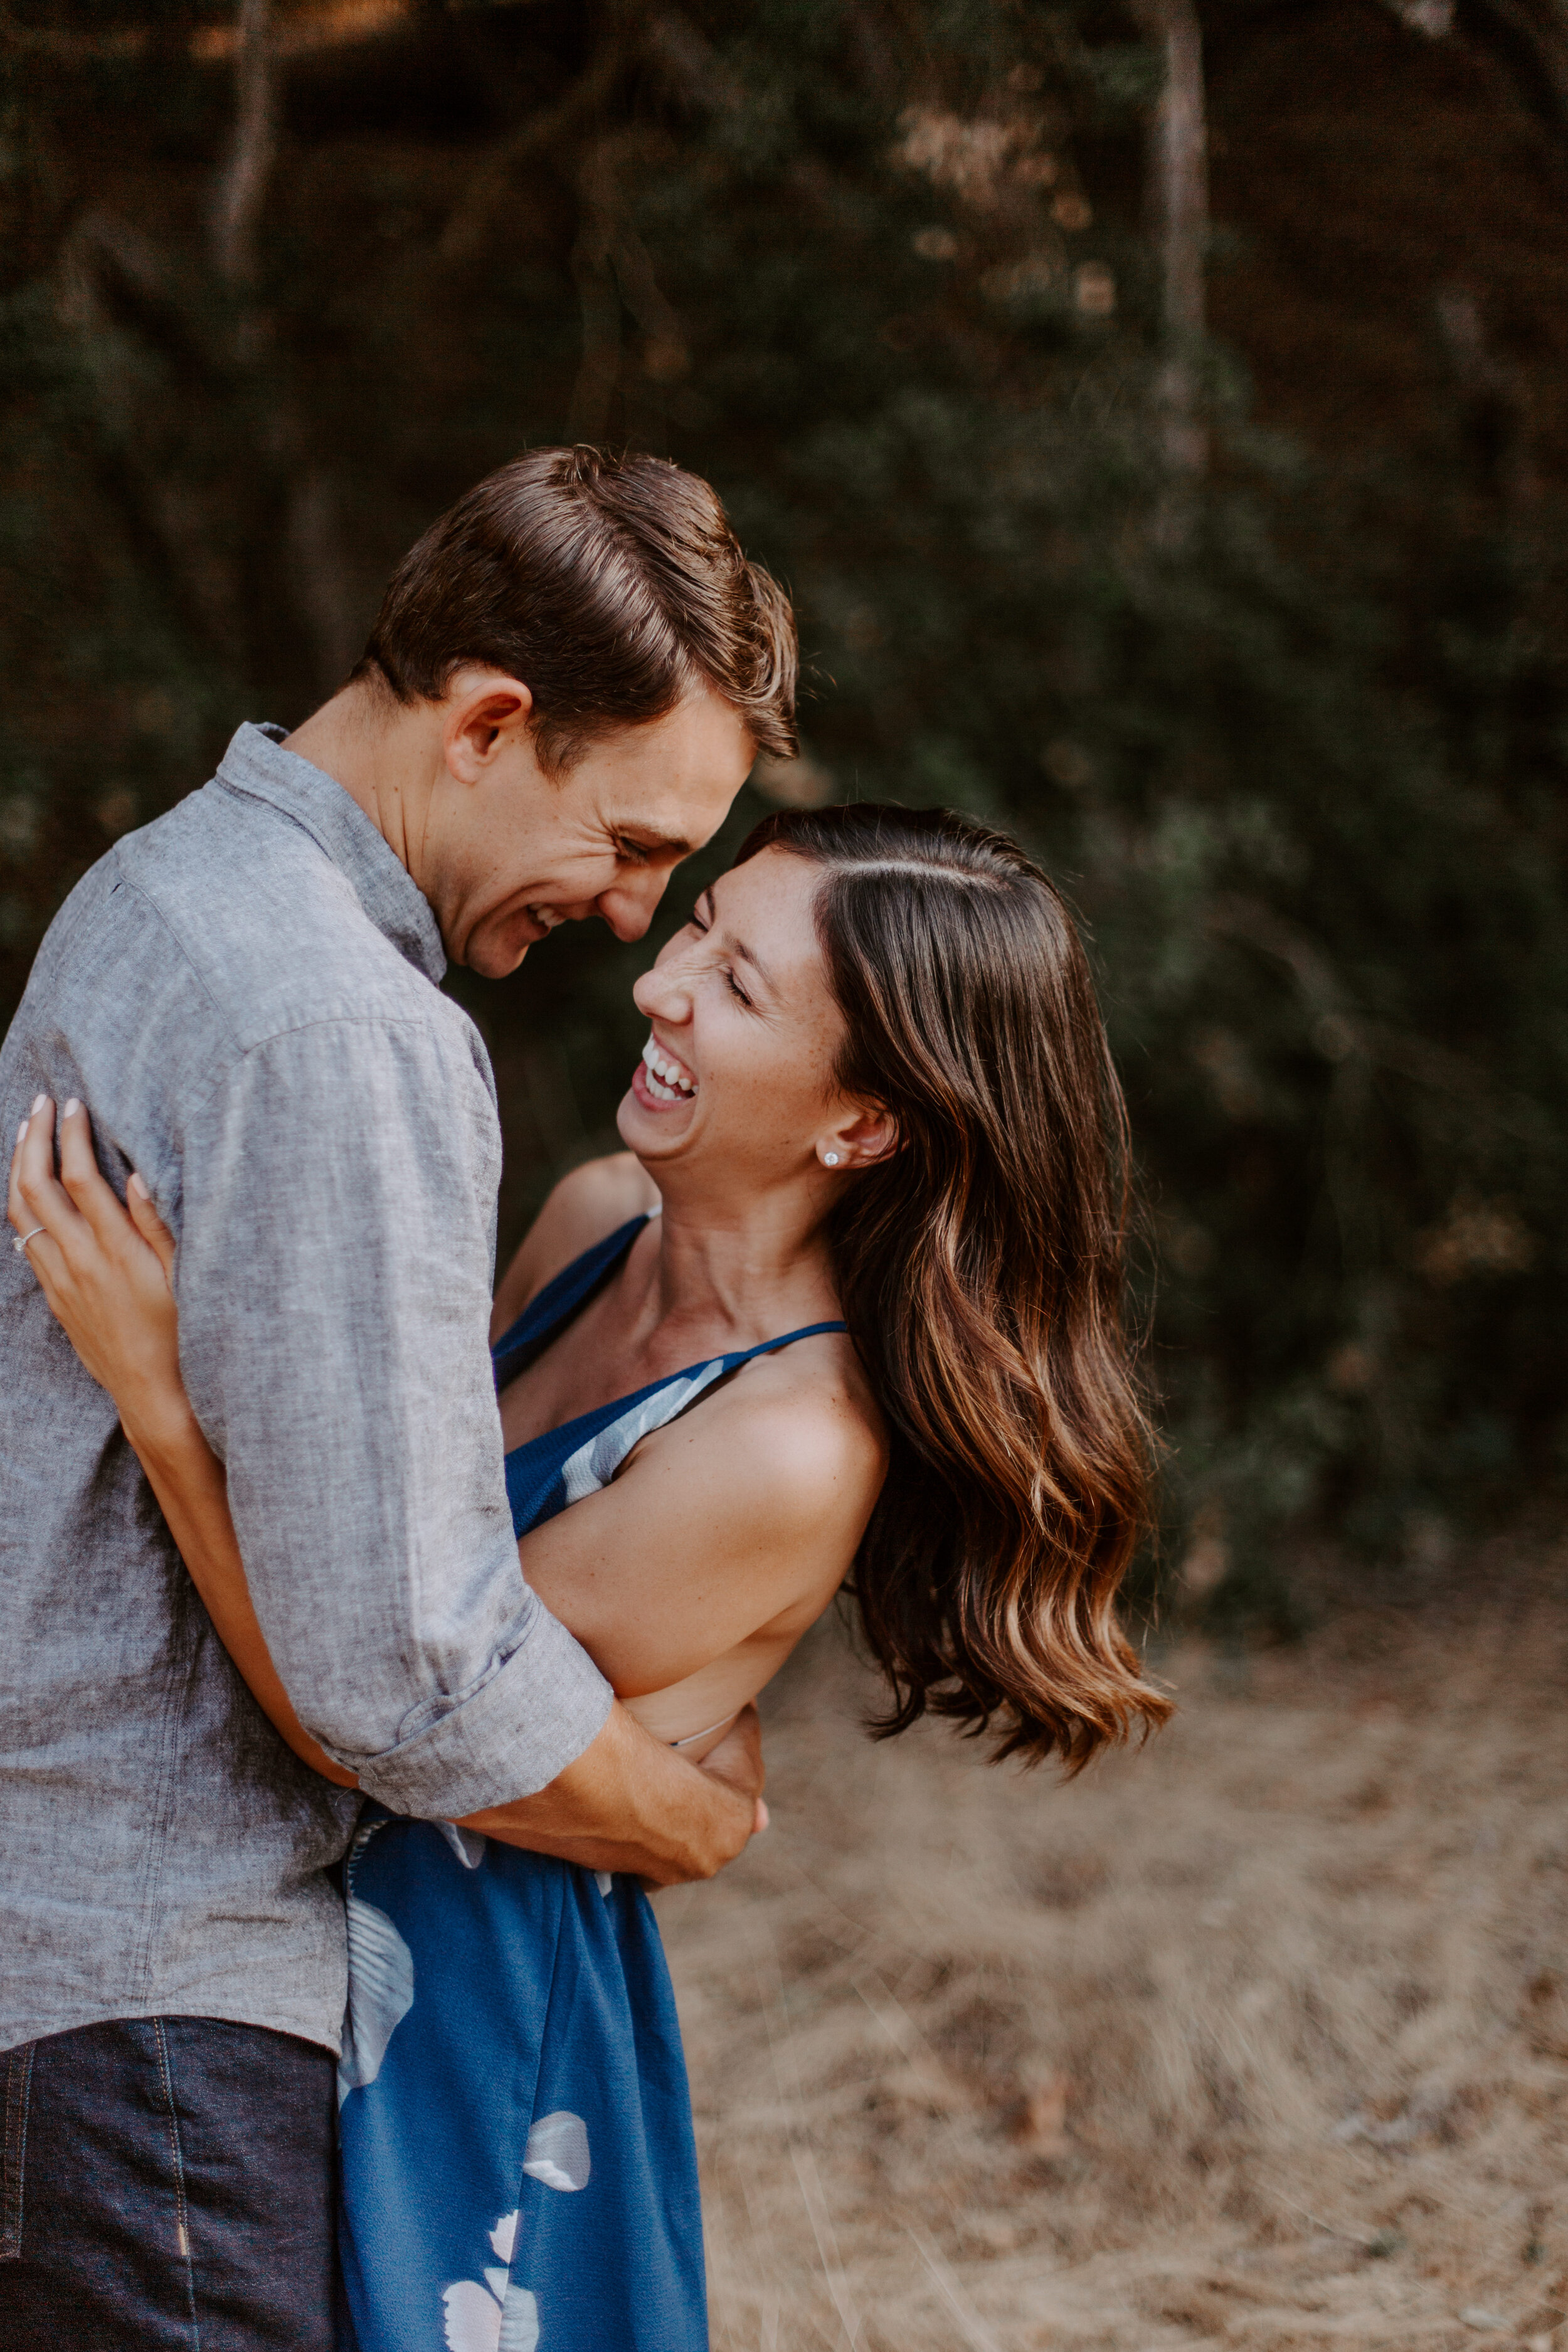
[737, 802, 1169, 1769]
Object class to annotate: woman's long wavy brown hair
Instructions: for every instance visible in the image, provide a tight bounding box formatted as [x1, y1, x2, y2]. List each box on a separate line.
[736, 803, 1170, 1768]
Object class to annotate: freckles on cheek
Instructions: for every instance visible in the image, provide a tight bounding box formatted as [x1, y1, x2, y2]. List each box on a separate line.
[728, 1066, 771, 1118]
[718, 1046, 784, 1131]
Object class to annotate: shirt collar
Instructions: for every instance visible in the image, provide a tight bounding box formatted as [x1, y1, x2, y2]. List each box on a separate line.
[214, 721, 447, 987]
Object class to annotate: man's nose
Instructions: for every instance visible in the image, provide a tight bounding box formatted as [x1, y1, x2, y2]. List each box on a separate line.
[597, 870, 670, 944]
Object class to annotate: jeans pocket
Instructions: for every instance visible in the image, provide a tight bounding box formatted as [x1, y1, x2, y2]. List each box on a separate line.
[1, 2040, 34, 2260]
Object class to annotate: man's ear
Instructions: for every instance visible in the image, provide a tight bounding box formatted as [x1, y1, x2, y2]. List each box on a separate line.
[442, 672, 535, 787]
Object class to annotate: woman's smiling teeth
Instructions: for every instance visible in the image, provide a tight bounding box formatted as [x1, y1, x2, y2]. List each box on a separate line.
[641, 1037, 697, 1102]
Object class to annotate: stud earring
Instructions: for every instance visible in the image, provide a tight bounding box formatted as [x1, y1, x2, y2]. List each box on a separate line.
[824, 1152, 840, 1167]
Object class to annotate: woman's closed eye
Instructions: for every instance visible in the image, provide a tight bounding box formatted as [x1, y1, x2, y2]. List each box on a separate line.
[687, 903, 754, 1007]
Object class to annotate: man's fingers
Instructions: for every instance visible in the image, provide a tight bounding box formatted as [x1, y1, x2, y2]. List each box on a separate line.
[127, 1173, 177, 1278]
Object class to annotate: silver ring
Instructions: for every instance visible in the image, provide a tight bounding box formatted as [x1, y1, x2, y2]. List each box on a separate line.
[12, 1226, 45, 1256]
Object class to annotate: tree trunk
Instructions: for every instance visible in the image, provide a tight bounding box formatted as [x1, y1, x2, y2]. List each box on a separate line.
[1138, 0, 1209, 482]
[211, 0, 276, 290]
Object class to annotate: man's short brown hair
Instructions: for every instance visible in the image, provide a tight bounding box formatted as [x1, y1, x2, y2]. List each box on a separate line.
[353, 446, 798, 773]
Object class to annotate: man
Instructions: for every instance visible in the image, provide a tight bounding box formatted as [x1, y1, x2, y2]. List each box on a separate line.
[0, 447, 797, 2346]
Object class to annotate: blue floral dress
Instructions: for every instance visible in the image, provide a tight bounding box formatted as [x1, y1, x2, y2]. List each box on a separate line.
[336, 1214, 844, 2352]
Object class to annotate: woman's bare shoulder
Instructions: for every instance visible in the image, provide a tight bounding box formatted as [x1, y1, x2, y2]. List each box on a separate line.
[521, 1335, 887, 1697]
[676, 1337, 888, 1549]
[490, 1155, 659, 1339]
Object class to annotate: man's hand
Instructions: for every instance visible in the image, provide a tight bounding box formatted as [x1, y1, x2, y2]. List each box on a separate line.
[460, 1700, 766, 1887]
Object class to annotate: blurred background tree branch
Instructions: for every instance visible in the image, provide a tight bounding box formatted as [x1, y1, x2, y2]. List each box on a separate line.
[3, 0, 1565, 1626]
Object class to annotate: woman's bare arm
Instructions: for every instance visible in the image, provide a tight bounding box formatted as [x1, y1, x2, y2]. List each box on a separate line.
[123, 1392, 361, 1786]
[519, 1369, 882, 1696]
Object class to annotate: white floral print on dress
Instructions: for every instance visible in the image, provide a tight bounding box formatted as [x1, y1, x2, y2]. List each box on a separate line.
[441, 2212, 540, 2352]
[521, 2111, 591, 2192]
[337, 1893, 414, 2107]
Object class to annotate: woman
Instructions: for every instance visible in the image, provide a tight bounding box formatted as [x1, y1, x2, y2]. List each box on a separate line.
[10, 802, 1168, 2352]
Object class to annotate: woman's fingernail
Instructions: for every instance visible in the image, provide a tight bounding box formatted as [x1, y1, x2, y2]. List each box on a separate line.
[16, 1120, 26, 1145]
[63, 1099, 80, 1118]
[129, 1173, 149, 1199]
[30, 1094, 45, 1115]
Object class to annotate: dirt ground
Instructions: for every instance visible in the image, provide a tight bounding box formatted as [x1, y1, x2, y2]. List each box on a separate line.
[654, 1553, 1568, 2352]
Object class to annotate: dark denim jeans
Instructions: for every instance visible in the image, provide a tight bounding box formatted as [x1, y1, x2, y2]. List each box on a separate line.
[0, 2016, 337, 2349]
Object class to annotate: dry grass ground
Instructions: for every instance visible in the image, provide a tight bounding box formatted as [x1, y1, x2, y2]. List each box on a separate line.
[655, 1552, 1568, 2352]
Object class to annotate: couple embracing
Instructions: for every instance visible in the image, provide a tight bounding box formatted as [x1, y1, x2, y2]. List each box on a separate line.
[0, 446, 1166, 2350]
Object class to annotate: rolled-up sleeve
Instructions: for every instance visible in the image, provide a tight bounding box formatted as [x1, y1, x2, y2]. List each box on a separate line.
[173, 1014, 612, 1816]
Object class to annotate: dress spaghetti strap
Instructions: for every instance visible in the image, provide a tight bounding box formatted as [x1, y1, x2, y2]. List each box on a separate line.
[490, 1213, 651, 1394]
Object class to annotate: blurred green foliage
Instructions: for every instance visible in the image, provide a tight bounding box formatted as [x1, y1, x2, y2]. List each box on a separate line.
[3, 0, 1564, 1611]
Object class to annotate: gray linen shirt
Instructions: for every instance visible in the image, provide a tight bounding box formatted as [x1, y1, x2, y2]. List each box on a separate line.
[0, 723, 612, 2057]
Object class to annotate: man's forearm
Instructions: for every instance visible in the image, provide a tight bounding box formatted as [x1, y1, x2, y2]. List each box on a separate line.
[180, 1017, 612, 1814]
[460, 1702, 763, 1886]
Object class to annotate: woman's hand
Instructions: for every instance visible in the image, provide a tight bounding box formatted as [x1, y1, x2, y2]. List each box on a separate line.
[9, 1096, 189, 1444]
[696, 1704, 769, 1839]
